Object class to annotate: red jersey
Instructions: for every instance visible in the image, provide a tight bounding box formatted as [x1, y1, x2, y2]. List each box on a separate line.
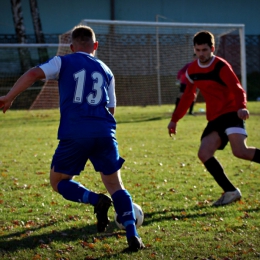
[171, 56, 247, 122]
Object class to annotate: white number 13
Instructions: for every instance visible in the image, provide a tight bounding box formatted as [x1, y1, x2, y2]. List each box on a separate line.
[73, 70, 103, 105]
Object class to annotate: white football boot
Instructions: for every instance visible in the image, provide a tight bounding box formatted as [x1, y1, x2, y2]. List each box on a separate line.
[212, 188, 242, 206]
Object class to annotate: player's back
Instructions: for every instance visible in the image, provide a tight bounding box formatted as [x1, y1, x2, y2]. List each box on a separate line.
[57, 52, 116, 139]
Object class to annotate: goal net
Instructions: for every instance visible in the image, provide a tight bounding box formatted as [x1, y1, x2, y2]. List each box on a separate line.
[0, 20, 246, 109]
[0, 43, 61, 109]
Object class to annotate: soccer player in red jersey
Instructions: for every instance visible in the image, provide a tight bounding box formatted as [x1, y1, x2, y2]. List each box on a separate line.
[168, 31, 260, 206]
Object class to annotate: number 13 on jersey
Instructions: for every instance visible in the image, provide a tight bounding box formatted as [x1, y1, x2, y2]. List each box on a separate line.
[73, 69, 103, 105]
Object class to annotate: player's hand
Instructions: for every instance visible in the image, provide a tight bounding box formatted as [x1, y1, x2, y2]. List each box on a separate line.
[237, 108, 249, 120]
[0, 96, 12, 113]
[168, 121, 177, 137]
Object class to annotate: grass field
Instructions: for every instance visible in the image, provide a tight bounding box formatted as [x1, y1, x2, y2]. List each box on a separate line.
[0, 102, 260, 260]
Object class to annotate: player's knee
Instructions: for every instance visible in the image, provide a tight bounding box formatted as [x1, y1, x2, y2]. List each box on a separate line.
[232, 149, 247, 159]
[198, 148, 215, 163]
[198, 150, 207, 162]
[49, 168, 70, 192]
[49, 175, 59, 192]
[101, 171, 124, 195]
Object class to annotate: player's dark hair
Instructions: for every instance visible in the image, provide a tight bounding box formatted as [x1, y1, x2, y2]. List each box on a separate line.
[193, 31, 215, 48]
[71, 25, 96, 43]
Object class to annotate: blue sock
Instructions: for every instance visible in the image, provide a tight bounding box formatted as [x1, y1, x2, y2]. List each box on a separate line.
[57, 179, 99, 205]
[112, 189, 139, 239]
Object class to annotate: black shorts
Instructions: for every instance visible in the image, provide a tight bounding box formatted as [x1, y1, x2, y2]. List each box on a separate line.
[201, 112, 247, 150]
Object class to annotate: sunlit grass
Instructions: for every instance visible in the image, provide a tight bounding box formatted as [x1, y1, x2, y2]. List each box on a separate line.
[0, 102, 260, 259]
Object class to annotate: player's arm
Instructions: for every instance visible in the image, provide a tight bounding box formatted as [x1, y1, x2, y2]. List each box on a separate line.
[172, 76, 197, 119]
[107, 76, 116, 116]
[168, 73, 196, 137]
[108, 107, 115, 115]
[220, 65, 249, 120]
[0, 67, 45, 113]
[167, 85, 195, 137]
[168, 121, 177, 137]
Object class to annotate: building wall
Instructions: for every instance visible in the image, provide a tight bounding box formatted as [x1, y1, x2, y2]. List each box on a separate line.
[1, 0, 260, 35]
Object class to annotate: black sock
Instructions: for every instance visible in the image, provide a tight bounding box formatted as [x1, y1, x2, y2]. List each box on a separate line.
[204, 157, 236, 192]
[189, 101, 194, 114]
[252, 148, 260, 163]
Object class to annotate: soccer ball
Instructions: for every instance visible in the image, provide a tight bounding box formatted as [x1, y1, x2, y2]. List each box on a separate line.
[114, 202, 144, 229]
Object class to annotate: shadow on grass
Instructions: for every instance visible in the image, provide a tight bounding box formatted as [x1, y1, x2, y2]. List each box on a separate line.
[0, 207, 200, 254]
[1, 205, 260, 258]
[117, 116, 166, 124]
[0, 220, 144, 259]
[142, 204, 260, 227]
[116, 111, 207, 124]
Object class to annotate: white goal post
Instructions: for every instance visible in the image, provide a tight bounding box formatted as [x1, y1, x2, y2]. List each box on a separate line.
[80, 19, 246, 106]
[0, 19, 246, 109]
[55, 19, 246, 107]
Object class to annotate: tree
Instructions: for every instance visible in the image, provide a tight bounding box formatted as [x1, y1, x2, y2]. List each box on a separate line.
[11, 0, 31, 72]
[29, 0, 48, 62]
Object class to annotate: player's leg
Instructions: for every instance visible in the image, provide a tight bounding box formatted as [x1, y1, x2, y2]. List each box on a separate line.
[100, 171, 144, 251]
[50, 168, 101, 205]
[92, 137, 144, 251]
[189, 90, 199, 115]
[198, 131, 220, 162]
[224, 113, 260, 163]
[198, 131, 235, 192]
[228, 133, 260, 161]
[50, 169, 111, 232]
[189, 91, 197, 115]
[252, 148, 260, 163]
[188, 101, 195, 115]
[50, 139, 112, 232]
[198, 131, 240, 205]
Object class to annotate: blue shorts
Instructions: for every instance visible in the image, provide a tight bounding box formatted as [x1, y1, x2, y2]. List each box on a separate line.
[201, 111, 247, 150]
[51, 137, 125, 176]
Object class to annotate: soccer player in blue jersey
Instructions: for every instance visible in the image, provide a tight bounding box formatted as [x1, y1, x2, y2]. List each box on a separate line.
[0, 25, 144, 251]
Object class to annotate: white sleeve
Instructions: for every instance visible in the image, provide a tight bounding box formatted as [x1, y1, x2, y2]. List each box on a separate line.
[107, 76, 116, 108]
[39, 56, 62, 80]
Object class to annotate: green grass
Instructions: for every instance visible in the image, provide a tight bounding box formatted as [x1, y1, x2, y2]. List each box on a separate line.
[0, 102, 260, 260]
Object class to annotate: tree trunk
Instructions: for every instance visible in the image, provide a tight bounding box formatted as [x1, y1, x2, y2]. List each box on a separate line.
[29, 0, 49, 63]
[10, 0, 32, 72]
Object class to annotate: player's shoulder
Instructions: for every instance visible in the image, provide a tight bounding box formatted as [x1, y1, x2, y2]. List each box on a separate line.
[186, 59, 198, 72]
[214, 56, 233, 71]
[58, 52, 75, 62]
[214, 56, 230, 66]
[189, 60, 197, 66]
[98, 59, 113, 75]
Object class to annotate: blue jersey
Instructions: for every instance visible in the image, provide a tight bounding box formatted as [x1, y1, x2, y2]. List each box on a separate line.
[40, 52, 116, 139]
